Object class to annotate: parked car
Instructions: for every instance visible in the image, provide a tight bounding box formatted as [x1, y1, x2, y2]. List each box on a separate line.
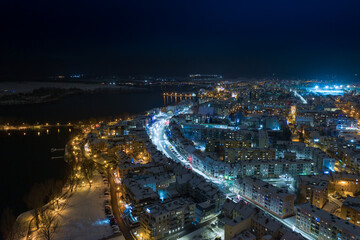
[109, 218, 116, 225]
[111, 224, 119, 229]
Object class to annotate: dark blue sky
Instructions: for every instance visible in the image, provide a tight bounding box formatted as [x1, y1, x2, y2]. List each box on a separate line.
[1, 0, 360, 79]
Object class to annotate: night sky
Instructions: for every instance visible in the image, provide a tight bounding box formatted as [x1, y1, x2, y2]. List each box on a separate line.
[1, 0, 360, 79]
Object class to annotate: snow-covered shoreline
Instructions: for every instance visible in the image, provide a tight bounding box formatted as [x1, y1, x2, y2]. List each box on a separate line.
[0, 81, 145, 105]
[0, 81, 140, 94]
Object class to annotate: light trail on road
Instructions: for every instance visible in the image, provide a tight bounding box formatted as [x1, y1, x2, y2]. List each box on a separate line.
[291, 89, 308, 104]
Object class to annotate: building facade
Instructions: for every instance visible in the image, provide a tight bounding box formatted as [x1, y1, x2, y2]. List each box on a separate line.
[238, 177, 295, 218]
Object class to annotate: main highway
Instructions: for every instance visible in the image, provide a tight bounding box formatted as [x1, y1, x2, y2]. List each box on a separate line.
[147, 112, 316, 240]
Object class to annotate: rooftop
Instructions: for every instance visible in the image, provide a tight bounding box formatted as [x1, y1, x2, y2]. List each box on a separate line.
[252, 213, 281, 233]
[240, 177, 294, 198]
[145, 198, 194, 217]
[298, 175, 329, 190]
[343, 196, 360, 212]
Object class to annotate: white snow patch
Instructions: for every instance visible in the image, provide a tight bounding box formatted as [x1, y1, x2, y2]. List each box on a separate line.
[53, 172, 113, 240]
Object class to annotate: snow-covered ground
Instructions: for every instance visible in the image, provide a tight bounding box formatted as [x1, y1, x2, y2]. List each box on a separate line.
[15, 211, 33, 240]
[179, 225, 224, 240]
[53, 172, 113, 240]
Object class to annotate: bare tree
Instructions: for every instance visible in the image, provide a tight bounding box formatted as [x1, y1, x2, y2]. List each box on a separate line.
[53, 180, 64, 208]
[24, 183, 47, 229]
[44, 179, 64, 210]
[38, 209, 58, 240]
[1, 208, 21, 240]
[66, 166, 76, 192]
[65, 161, 82, 192]
[81, 159, 96, 188]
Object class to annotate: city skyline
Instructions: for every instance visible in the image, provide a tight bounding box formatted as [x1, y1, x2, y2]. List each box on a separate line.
[2, 1, 360, 240]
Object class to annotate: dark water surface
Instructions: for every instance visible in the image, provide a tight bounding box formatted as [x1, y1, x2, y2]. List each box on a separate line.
[0, 89, 165, 124]
[0, 89, 166, 219]
[0, 129, 74, 218]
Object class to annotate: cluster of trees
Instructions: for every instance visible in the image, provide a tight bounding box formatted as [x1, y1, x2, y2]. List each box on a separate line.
[65, 136, 97, 191]
[1, 179, 63, 240]
[26, 180, 63, 233]
[66, 158, 96, 192]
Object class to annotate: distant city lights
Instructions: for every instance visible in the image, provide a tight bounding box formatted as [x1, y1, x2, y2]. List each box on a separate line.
[309, 85, 346, 95]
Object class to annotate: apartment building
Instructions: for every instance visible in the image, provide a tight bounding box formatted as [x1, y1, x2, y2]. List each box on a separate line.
[296, 203, 360, 240]
[238, 177, 295, 218]
[140, 198, 196, 239]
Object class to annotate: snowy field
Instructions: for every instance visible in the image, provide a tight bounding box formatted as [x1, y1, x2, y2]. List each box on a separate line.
[53, 172, 113, 240]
